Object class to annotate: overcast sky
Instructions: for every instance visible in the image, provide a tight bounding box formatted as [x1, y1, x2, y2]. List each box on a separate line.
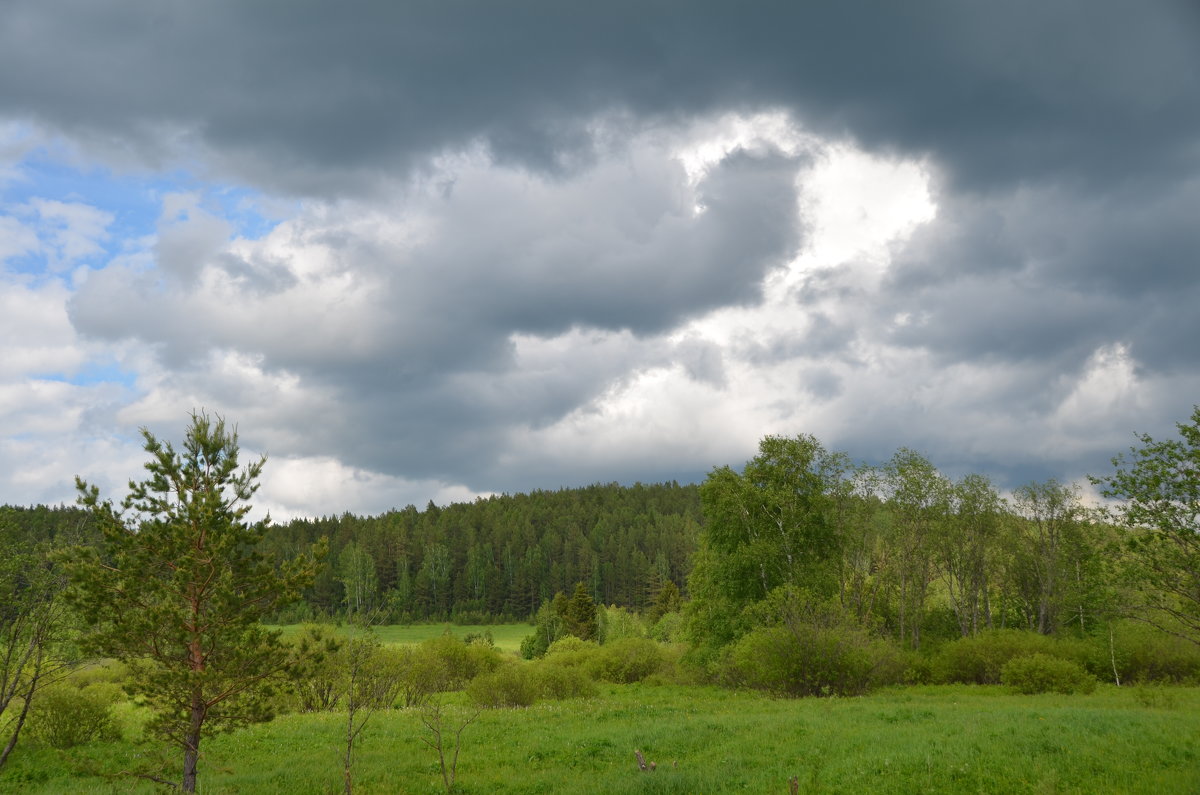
[2, 1, 1198, 518]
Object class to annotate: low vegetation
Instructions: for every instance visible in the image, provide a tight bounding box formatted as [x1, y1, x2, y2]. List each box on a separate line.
[2, 679, 1198, 793]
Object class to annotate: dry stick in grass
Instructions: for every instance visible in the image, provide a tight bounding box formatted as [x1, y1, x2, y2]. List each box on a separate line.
[342, 606, 395, 795]
[420, 698, 481, 794]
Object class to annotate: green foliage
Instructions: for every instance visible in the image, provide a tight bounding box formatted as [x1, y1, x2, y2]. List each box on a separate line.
[521, 585, 603, 658]
[687, 435, 850, 659]
[720, 587, 905, 697]
[336, 542, 379, 617]
[467, 663, 540, 708]
[1089, 621, 1200, 684]
[462, 629, 494, 647]
[1001, 653, 1097, 695]
[564, 582, 599, 641]
[529, 662, 598, 700]
[265, 481, 702, 622]
[645, 579, 682, 625]
[67, 412, 323, 792]
[586, 637, 666, 684]
[282, 624, 345, 712]
[544, 636, 599, 658]
[412, 633, 504, 693]
[24, 682, 119, 749]
[344, 637, 412, 713]
[520, 599, 568, 659]
[880, 448, 952, 650]
[1093, 405, 1200, 646]
[597, 604, 644, 644]
[0, 524, 74, 770]
[648, 611, 684, 643]
[932, 629, 1075, 684]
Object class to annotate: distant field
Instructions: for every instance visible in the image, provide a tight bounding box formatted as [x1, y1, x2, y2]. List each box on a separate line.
[7, 684, 1199, 793]
[270, 622, 532, 653]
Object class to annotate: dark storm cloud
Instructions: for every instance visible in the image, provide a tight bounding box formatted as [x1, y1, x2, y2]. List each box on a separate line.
[9, 0, 1200, 505]
[881, 175, 1200, 375]
[2, 1, 1196, 195]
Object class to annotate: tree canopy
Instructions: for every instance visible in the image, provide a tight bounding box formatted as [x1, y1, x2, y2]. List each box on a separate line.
[1093, 405, 1200, 646]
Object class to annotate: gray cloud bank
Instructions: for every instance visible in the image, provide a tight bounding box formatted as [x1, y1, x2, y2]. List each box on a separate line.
[2, 0, 1199, 511]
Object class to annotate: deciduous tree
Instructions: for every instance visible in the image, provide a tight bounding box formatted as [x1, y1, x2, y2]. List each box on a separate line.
[0, 534, 73, 770]
[1093, 406, 1200, 646]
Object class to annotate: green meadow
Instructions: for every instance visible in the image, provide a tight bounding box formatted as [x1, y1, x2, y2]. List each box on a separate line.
[5, 681, 1198, 794]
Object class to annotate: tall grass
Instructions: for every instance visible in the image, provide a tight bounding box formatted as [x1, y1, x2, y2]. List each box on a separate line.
[4, 684, 1198, 793]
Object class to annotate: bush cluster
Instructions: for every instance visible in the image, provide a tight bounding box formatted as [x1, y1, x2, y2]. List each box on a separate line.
[25, 680, 120, 749]
[722, 623, 903, 697]
[280, 626, 505, 713]
[932, 630, 1084, 685]
[466, 658, 600, 708]
[1001, 653, 1096, 695]
[1087, 621, 1200, 684]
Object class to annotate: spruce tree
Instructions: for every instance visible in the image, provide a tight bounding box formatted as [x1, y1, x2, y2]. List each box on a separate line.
[68, 411, 323, 792]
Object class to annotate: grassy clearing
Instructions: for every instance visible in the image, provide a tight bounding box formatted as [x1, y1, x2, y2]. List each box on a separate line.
[271, 623, 533, 653]
[4, 684, 1198, 793]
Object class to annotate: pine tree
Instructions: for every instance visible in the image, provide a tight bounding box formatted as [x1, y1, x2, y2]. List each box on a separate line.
[565, 582, 598, 641]
[68, 412, 323, 793]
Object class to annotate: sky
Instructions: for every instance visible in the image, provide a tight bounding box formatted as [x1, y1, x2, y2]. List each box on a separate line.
[2, 1, 1198, 519]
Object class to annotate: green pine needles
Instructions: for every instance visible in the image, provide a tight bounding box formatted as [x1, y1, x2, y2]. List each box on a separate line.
[67, 411, 324, 793]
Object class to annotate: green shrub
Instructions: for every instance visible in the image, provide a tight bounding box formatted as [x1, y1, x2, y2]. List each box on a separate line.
[1001, 653, 1096, 695]
[283, 623, 346, 713]
[419, 633, 503, 688]
[66, 660, 130, 689]
[520, 600, 569, 659]
[648, 611, 685, 643]
[462, 629, 494, 647]
[933, 630, 1063, 684]
[545, 636, 598, 656]
[530, 662, 598, 700]
[723, 622, 900, 697]
[467, 664, 539, 708]
[25, 683, 119, 748]
[540, 636, 600, 673]
[586, 637, 665, 684]
[1087, 622, 1200, 684]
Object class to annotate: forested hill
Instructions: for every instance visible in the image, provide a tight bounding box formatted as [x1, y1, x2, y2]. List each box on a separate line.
[262, 481, 702, 622]
[1, 482, 702, 623]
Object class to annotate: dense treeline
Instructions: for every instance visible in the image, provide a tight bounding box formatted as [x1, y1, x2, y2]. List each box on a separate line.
[251, 482, 701, 623]
[0, 452, 1167, 651]
[0, 457, 1156, 643]
[1, 484, 702, 624]
[0, 504, 99, 547]
[687, 437, 1118, 662]
[683, 426, 1200, 697]
[2, 413, 1194, 649]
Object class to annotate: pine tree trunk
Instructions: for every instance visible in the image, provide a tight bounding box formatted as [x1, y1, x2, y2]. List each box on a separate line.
[182, 697, 204, 793]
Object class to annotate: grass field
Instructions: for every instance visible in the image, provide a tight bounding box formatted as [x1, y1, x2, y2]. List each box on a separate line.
[271, 623, 533, 653]
[4, 684, 1198, 793]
